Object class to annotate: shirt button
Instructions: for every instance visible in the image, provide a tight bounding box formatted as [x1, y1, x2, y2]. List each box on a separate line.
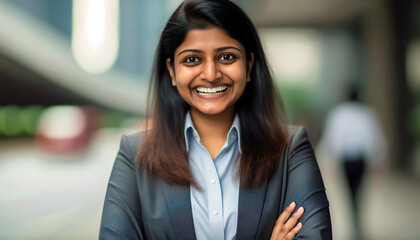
[210, 178, 216, 184]
[212, 209, 218, 215]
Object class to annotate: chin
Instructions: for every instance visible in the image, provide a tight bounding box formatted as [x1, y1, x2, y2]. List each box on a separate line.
[193, 105, 233, 116]
[196, 109, 223, 115]
[201, 110, 225, 115]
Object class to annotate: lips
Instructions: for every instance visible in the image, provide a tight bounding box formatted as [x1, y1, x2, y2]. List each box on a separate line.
[195, 85, 228, 96]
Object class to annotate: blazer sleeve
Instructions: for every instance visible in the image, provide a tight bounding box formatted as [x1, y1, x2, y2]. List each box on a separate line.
[99, 135, 144, 240]
[286, 127, 332, 240]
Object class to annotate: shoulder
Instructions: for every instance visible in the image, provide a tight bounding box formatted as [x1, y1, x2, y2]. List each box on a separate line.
[283, 125, 317, 171]
[286, 125, 302, 137]
[120, 131, 146, 157]
[286, 125, 311, 149]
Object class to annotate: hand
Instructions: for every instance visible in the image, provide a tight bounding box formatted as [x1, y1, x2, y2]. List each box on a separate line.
[270, 202, 304, 240]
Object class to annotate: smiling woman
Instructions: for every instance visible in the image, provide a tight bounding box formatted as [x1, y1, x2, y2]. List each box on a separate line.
[100, 0, 332, 239]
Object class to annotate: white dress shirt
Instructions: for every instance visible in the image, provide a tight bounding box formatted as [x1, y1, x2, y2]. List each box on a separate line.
[184, 112, 241, 240]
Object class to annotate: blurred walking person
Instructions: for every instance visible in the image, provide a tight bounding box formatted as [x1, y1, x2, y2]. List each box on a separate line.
[320, 86, 386, 239]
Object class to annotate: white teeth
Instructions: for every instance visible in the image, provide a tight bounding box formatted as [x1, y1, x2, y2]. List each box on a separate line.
[196, 86, 228, 95]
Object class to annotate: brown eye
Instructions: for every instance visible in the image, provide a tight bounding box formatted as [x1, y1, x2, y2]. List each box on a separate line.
[218, 53, 236, 62]
[184, 56, 200, 63]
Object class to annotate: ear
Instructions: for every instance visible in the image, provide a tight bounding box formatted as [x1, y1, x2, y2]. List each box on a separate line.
[247, 53, 255, 82]
[166, 58, 176, 86]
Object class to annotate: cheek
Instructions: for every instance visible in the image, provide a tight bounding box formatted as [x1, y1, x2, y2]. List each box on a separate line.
[173, 67, 198, 102]
[175, 81, 192, 99]
[223, 64, 247, 81]
[225, 70, 247, 96]
[175, 66, 200, 86]
[227, 66, 248, 98]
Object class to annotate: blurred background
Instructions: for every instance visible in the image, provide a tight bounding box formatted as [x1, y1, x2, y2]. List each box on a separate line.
[0, 0, 419, 239]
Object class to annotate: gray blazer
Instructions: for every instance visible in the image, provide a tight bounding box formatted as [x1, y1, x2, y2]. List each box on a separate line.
[99, 126, 332, 239]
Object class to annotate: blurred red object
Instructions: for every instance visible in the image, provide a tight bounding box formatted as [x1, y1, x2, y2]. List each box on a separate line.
[36, 106, 99, 154]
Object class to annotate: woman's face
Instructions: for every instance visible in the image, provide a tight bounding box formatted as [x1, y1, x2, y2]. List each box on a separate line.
[166, 26, 254, 117]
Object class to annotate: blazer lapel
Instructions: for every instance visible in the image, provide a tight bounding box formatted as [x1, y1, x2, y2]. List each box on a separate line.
[236, 177, 269, 240]
[163, 184, 196, 240]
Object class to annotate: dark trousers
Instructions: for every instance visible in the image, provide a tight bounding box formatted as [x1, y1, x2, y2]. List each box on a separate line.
[343, 156, 365, 239]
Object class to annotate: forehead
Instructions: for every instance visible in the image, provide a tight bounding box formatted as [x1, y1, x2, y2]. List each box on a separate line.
[175, 27, 245, 54]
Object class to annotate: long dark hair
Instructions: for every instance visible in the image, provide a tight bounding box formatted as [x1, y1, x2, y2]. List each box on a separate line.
[137, 0, 288, 188]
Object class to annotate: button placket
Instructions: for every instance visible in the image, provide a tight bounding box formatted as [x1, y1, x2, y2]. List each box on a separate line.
[187, 116, 241, 240]
[207, 158, 223, 238]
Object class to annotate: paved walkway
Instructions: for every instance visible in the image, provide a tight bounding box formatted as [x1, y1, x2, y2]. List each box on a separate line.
[0, 129, 419, 239]
[318, 151, 420, 240]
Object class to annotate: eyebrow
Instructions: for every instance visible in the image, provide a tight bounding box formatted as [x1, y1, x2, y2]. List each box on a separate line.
[177, 46, 243, 56]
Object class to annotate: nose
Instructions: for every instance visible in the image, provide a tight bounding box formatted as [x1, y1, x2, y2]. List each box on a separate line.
[200, 60, 222, 82]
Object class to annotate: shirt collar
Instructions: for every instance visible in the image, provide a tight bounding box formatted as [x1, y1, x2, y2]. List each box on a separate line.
[184, 112, 242, 153]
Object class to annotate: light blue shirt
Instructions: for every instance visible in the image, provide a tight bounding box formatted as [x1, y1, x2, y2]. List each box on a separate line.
[184, 112, 241, 240]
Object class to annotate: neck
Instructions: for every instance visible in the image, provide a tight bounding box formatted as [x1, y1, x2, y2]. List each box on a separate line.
[190, 107, 235, 142]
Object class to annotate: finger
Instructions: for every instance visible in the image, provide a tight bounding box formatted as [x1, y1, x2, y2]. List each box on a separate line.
[277, 202, 296, 224]
[270, 202, 296, 239]
[284, 222, 303, 240]
[283, 206, 304, 231]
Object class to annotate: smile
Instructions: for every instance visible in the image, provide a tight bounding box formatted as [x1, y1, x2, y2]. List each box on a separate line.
[195, 86, 228, 95]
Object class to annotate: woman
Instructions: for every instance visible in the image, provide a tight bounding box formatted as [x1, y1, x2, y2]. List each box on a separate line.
[100, 0, 332, 239]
